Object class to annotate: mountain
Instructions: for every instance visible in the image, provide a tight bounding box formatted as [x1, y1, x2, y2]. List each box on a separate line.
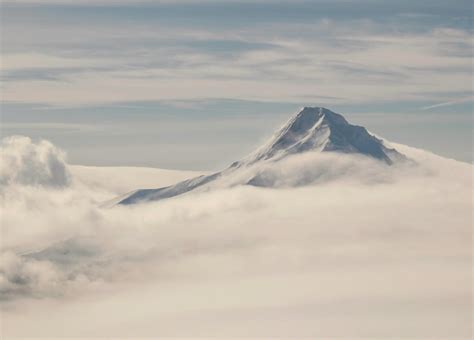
[114, 107, 407, 205]
[235, 107, 404, 165]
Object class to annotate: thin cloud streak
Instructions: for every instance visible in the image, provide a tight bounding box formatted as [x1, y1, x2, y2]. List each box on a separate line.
[420, 95, 474, 110]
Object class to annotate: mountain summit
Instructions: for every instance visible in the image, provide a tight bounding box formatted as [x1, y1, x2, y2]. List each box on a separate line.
[112, 107, 407, 205]
[240, 107, 401, 165]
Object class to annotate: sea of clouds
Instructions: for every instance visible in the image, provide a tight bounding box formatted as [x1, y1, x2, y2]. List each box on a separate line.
[0, 135, 472, 338]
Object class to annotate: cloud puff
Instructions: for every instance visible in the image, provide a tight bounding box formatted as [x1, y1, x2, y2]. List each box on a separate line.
[0, 136, 71, 189]
[221, 152, 401, 188]
[0, 136, 472, 337]
[0, 251, 64, 300]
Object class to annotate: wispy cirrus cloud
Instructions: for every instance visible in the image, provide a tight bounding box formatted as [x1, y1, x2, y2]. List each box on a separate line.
[421, 95, 474, 110]
[1, 1, 472, 106]
[1, 24, 472, 105]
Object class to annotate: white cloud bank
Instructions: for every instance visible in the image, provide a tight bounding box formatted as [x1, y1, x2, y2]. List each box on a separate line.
[0, 136, 472, 338]
[0, 136, 70, 188]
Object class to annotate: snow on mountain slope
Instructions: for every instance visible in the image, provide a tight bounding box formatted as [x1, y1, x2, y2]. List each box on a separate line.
[70, 165, 203, 195]
[114, 107, 409, 205]
[240, 107, 404, 165]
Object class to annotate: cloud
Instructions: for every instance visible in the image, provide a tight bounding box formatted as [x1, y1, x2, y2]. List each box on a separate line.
[0, 136, 471, 337]
[420, 95, 474, 110]
[219, 152, 403, 188]
[0, 251, 65, 300]
[1, 3, 472, 105]
[0, 136, 71, 188]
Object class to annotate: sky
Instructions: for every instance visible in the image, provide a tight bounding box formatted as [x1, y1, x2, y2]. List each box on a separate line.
[1, 0, 473, 169]
[0, 3, 472, 336]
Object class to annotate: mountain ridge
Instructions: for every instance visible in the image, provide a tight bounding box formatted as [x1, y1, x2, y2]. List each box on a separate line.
[240, 107, 402, 165]
[113, 107, 408, 205]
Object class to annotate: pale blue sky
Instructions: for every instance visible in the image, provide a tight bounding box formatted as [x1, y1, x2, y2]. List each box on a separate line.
[1, 0, 472, 169]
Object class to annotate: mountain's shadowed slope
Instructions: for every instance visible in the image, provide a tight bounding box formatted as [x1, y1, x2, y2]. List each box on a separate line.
[114, 107, 407, 205]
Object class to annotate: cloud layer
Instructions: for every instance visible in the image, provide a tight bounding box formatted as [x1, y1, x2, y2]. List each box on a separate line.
[0, 136, 471, 337]
[1, 1, 472, 106]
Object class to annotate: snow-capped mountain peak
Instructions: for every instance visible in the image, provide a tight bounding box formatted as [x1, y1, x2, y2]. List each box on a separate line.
[243, 107, 331, 164]
[242, 107, 401, 165]
[112, 107, 408, 205]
